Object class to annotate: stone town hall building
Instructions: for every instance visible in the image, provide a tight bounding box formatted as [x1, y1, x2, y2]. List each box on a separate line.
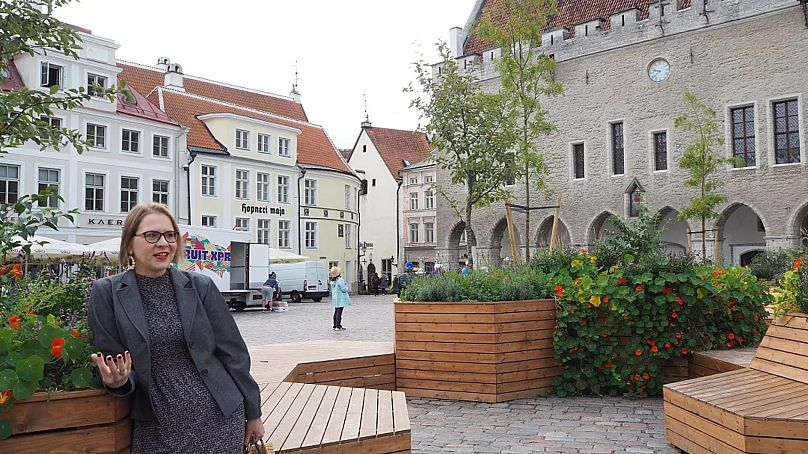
[434, 0, 808, 269]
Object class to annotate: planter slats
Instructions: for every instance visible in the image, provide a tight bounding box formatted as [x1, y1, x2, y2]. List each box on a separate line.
[0, 389, 131, 451]
[395, 299, 561, 402]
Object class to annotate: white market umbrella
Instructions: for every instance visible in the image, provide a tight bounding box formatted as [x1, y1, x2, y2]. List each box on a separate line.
[85, 237, 122, 263]
[269, 248, 308, 264]
[11, 235, 91, 261]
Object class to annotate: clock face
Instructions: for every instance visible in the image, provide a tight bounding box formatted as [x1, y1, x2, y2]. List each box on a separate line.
[648, 58, 671, 82]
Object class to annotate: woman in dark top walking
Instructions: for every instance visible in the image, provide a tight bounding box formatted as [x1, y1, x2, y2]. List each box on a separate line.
[88, 202, 264, 453]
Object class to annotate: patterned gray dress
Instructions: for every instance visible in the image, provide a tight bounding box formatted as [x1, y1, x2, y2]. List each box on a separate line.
[132, 272, 245, 454]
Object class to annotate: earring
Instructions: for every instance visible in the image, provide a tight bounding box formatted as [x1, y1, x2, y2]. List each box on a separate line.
[128, 255, 135, 268]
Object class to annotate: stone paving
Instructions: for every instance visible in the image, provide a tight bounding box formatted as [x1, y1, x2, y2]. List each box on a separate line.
[234, 294, 682, 453]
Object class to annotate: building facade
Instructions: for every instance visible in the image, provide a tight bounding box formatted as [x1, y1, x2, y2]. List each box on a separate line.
[399, 160, 438, 272]
[118, 60, 361, 289]
[347, 122, 431, 287]
[435, 0, 808, 268]
[2, 27, 185, 245]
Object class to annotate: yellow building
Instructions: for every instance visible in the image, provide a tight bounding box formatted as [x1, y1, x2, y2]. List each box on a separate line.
[118, 60, 361, 289]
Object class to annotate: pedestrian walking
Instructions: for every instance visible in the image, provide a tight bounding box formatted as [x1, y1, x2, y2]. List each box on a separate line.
[379, 275, 389, 295]
[371, 272, 381, 296]
[329, 266, 351, 330]
[87, 202, 263, 453]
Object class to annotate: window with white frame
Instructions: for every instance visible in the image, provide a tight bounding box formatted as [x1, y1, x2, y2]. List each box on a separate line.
[304, 221, 317, 249]
[86, 123, 106, 148]
[572, 143, 585, 179]
[278, 137, 291, 157]
[425, 175, 434, 183]
[120, 176, 138, 213]
[201, 165, 216, 196]
[344, 185, 352, 210]
[774, 99, 801, 164]
[236, 129, 249, 150]
[257, 219, 271, 244]
[234, 218, 250, 232]
[257, 133, 271, 153]
[256, 172, 270, 201]
[87, 73, 107, 97]
[278, 220, 290, 248]
[41, 116, 62, 139]
[653, 132, 668, 171]
[409, 223, 419, 243]
[425, 190, 434, 209]
[409, 177, 418, 185]
[235, 169, 249, 200]
[345, 224, 352, 249]
[40, 62, 63, 89]
[38, 168, 60, 208]
[304, 179, 317, 206]
[152, 179, 169, 205]
[84, 173, 104, 211]
[277, 175, 289, 203]
[0, 164, 20, 204]
[122, 129, 140, 153]
[409, 192, 418, 210]
[201, 215, 217, 227]
[153, 135, 169, 158]
[425, 222, 434, 243]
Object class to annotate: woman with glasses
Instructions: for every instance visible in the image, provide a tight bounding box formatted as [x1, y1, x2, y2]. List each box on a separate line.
[87, 202, 264, 453]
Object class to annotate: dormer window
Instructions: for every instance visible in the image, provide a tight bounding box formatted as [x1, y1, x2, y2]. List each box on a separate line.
[40, 62, 63, 89]
[87, 73, 107, 97]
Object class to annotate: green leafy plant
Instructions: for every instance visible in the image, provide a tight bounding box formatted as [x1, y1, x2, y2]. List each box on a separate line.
[749, 246, 808, 281]
[772, 256, 808, 316]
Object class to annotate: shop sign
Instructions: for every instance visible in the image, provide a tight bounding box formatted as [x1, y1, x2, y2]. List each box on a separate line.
[240, 203, 286, 216]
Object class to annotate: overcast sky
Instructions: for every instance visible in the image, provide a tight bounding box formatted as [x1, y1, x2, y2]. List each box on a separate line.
[54, 0, 475, 149]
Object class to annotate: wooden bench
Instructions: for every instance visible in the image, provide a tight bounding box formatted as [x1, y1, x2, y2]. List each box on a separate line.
[260, 382, 411, 454]
[284, 354, 396, 390]
[688, 347, 756, 379]
[664, 313, 808, 453]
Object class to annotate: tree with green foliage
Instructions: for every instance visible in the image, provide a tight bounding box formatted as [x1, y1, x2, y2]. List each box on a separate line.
[675, 91, 739, 261]
[0, 0, 116, 252]
[407, 44, 518, 267]
[476, 0, 563, 261]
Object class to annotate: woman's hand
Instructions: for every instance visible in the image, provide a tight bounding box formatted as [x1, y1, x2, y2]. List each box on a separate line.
[90, 351, 131, 388]
[244, 417, 265, 445]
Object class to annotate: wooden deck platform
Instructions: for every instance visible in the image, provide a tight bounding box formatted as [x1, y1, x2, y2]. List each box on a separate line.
[260, 382, 411, 454]
[689, 347, 757, 378]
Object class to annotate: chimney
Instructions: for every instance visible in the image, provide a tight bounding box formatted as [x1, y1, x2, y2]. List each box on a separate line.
[164, 63, 185, 92]
[156, 57, 170, 72]
[449, 27, 467, 58]
[361, 118, 372, 129]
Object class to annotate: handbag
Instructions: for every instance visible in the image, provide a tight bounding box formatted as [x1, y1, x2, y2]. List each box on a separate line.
[245, 438, 274, 454]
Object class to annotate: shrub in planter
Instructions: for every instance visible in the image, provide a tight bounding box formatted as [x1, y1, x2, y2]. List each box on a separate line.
[400, 269, 554, 302]
[551, 251, 769, 397]
[772, 256, 808, 316]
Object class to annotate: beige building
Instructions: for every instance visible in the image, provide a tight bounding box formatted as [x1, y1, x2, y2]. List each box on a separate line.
[435, 0, 808, 268]
[119, 60, 361, 289]
[399, 159, 438, 272]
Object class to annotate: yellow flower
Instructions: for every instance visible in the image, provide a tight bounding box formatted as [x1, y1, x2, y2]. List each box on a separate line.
[571, 260, 582, 269]
[590, 255, 598, 264]
[696, 288, 705, 299]
[589, 295, 602, 307]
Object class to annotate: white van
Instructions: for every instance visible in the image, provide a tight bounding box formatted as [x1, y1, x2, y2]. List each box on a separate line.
[269, 261, 329, 303]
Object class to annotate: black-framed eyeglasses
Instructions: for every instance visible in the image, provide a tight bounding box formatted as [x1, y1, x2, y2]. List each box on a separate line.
[136, 230, 180, 244]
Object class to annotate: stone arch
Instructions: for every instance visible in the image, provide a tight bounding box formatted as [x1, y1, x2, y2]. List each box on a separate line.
[587, 211, 620, 245]
[716, 203, 768, 265]
[789, 201, 808, 247]
[446, 221, 475, 270]
[535, 215, 573, 250]
[657, 206, 690, 255]
[490, 218, 521, 268]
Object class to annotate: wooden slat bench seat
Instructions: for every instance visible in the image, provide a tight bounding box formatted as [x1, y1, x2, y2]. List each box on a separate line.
[260, 382, 411, 453]
[689, 347, 757, 379]
[664, 313, 808, 453]
[284, 354, 396, 390]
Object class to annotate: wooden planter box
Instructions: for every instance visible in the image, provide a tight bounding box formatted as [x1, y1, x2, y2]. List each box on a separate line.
[395, 299, 560, 403]
[0, 388, 131, 453]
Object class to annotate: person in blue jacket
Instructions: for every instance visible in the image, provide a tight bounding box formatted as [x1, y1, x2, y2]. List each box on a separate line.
[329, 266, 351, 330]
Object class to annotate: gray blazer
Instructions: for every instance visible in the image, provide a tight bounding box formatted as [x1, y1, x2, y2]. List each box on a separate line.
[88, 267, 262, 422]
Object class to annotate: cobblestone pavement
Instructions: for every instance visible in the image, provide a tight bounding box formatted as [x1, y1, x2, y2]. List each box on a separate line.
[233, 294, 681, 453]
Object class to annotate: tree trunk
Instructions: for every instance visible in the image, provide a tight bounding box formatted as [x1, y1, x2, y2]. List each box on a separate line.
[466, 179, 474, 269]
[523, 115, 531, 262]
[701, 217, 707, 262]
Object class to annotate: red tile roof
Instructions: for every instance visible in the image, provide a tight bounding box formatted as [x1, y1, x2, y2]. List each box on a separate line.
[159, 89, 352, 173]
[464, 0, 691, 55]
[0, 60, 24, 92]
[117, 62, 308, 122]
[364, 127, 432, 179]
[116, 85, 178, 126]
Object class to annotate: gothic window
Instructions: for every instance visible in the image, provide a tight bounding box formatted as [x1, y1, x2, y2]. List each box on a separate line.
[629, 186, 642, 218]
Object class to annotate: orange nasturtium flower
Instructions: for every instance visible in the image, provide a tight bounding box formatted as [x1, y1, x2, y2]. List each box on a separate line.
[634, 349, 642, 357]
[72, 329, 80, 338]
[0, 390, 11, 405]
[554, 285, 566, 298]
[617, 277, 627, 284]
[642, 373, 651, 380]
[794, 258, 804, 272]
[8, 315, 21, 330]
[681, 347, 688, 355]
[10, 263, 23, 279]
[0, 264, 9, 276]
[50, 338, 66, 358]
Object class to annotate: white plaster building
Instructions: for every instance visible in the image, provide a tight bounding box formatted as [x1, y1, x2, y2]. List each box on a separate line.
[399, 159, 439, 272]
[347, 122, 431, 287]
